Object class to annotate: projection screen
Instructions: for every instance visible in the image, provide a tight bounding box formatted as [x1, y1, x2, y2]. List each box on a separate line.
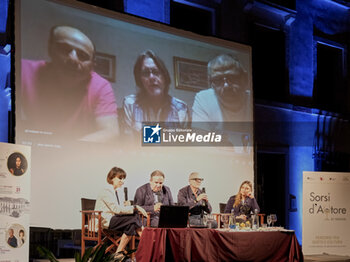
[15, 0, 254, 229]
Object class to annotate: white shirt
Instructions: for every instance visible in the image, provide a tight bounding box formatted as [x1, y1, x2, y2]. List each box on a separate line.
[95, 184, 134, 228]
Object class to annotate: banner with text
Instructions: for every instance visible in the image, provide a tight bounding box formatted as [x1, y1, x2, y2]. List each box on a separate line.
[0, 142, 31, 262]
[303, 171, 350, 256]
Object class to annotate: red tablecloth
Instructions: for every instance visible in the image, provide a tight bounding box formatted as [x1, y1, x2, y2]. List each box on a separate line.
[136, 227, 303, 262]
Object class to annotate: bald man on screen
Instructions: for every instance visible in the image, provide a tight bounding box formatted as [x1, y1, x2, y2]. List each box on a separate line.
[20, 26, 119, 142]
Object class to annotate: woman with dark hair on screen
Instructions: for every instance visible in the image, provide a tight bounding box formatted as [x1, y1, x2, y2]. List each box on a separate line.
[224, 180, 260, 221]
[123, 50, 189, 135]
[95, 167, 147, 259]
[10, 156, 25, 176]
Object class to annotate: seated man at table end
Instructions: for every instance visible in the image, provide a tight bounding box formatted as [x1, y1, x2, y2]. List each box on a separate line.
[177, 172, 217, 228]
[134, 170, 174, 227]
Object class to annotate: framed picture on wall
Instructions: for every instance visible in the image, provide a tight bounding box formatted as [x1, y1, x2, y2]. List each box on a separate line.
[94, 52, 116, 82]
[173, 56, 208, 92]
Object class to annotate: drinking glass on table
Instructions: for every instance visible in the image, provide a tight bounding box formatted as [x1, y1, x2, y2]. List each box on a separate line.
[206, 214, 215, 228]
[267, 215, 272, 227]
[221, 214, 229, 228]
[270, 214, 277, 226]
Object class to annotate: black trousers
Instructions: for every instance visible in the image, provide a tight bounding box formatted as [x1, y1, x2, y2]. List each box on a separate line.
[108, 212, 142, 236]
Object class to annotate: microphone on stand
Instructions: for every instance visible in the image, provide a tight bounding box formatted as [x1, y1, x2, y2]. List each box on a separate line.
[124, 187, 128, 201]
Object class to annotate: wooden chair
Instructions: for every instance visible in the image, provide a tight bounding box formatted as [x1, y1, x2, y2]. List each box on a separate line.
[81, 198, 150, 258]
[208, 203, 227, 227]
[81, 198, 122, 256]
[142, 212, 151, 227]
[257, 213, 265, 225]
[219, 203, 226, 213]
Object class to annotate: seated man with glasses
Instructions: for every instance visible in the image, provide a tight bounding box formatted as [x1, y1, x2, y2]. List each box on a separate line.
[177, 172, 217, 227]
[122, 50, 189, 136]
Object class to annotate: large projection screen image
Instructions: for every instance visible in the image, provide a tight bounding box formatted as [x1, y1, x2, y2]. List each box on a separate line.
[15, 0, 254, 229]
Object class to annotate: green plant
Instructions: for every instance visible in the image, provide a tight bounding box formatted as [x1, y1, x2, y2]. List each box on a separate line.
[37, 243, 136, 262]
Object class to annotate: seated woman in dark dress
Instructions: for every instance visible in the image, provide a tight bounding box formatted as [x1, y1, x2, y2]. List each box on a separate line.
[224, 180, 260, 221]
[95, 167, 147, 259]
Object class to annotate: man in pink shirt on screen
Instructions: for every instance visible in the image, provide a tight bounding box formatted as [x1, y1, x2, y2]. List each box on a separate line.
[20, 25, 118, 142]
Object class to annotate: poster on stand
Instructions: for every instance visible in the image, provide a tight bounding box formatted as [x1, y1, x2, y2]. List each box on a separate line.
[303, 171, 350, 256]
[0, 142, 31, 262]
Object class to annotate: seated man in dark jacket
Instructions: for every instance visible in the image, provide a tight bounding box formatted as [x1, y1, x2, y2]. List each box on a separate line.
[177, 172, 217, 228]
[134, 170, 174, 227]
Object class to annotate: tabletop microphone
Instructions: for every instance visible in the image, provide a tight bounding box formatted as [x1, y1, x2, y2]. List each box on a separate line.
[124, 187, 128, 201]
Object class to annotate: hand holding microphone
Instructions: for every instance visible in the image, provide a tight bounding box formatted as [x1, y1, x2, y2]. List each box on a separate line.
[196, 187, 208, 205]
[123, 187, 131, 206]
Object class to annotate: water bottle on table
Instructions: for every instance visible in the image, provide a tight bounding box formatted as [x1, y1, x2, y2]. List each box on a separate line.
[229, 209, 236, 229]
[252, 209, 259, 230]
